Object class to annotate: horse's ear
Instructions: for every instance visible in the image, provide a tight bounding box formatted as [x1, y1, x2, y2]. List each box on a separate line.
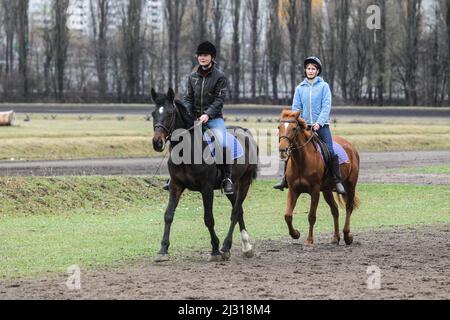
[167, 88, 175, 102]
[151, 88, 157, 103]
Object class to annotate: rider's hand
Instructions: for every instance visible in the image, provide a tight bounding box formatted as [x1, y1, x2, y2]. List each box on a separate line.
[312, 123, 321, 131]
[199, 114, 210, 124]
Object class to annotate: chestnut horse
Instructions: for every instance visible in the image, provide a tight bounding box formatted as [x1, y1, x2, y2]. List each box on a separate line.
[278, 110, 360, 245]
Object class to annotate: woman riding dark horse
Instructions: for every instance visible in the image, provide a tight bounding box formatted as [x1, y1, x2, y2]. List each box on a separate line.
[151, 43, 259, 263]
[164, 41, 234, 195]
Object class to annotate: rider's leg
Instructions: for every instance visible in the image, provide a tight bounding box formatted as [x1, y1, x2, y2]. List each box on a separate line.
[273, 160, 288, 191]
[316, 125, 346, 195]
[207, 118, 233, 195]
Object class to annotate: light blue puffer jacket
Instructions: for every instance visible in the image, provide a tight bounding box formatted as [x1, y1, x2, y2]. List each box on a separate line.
[292, 76, 332, 127]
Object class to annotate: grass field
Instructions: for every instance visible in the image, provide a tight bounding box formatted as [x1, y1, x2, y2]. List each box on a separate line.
[0, 176, 449, 279]
[391, 165, 450, 174]
[1, 114, 450, 161]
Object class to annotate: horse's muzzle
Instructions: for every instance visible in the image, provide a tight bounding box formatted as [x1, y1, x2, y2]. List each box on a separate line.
[279, 149, 289, 161]
[152, 137, 166, 152]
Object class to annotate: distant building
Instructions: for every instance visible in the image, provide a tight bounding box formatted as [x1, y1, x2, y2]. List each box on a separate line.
[29, 0, 164, 36]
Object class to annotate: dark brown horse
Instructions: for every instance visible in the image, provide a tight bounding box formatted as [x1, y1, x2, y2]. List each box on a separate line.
[151, 88, 259, 262]
[278, 110, 360, 246]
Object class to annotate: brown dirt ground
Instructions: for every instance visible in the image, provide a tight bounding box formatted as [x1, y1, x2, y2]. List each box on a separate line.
[1, 224, 449, 300]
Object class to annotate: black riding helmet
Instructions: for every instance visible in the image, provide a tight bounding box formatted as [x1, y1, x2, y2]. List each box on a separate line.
[196, 41, 217, 58]
[304, 56, 323, 76]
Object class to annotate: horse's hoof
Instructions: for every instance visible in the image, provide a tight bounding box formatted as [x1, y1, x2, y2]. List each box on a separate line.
[242, 248, 254, 259]
[331, 237, 341, 245]
[208, 254, 223, 262]
[221, 251, 231, 261]
[304, 240, 314, 247]
[291, 230, 301, 240]
[344, 233, 353, 245]
[154, 254, 170, 263]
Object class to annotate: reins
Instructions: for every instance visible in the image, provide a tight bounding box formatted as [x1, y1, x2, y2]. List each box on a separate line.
[279, 119, 316, 161]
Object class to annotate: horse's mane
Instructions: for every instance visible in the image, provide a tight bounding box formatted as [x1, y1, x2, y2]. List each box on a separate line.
[174, 99, 195, 126]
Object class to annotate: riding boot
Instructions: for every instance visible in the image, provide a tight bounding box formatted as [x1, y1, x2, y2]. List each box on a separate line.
[273, 161, 288, 191]
[331, 155, 346, 195]
[222, 147, 234, 195]
[163, 178, 170, 191]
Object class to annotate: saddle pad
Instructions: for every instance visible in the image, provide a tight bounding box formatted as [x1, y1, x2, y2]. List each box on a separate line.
[203, 132, 244, 161]
[316, 141, 350, 165]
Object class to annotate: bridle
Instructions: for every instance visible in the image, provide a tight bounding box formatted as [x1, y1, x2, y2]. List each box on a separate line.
[153, 102, 201, 143]
[154, 102, 178, 141]
[279, 119, 315, 161]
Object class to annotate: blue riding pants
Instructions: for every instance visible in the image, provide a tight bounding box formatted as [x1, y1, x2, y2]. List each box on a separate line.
[207, 118, 227, 149]
[316, 125, 336, 158]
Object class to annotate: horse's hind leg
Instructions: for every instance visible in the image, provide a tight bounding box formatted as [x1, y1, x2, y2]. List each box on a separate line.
[202, 188, 222, 262]
[343, 186, 356, 245]
[155, 185, 185, 262]
[323, 191, 341, 245]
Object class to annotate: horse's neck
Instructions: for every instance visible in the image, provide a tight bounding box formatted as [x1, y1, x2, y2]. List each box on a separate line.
[291, 133, 319, 168]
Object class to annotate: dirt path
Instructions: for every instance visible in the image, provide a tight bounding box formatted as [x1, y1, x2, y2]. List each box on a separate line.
[1, 150, 449, 185]
[1, 225, 448, 300]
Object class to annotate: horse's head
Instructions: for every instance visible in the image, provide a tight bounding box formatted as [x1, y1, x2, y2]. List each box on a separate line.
[151, 88, 177, 152]
[278, 110, 308, 160]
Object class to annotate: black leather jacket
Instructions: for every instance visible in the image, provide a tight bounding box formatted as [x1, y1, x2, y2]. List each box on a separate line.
[183, 65, 228, 119]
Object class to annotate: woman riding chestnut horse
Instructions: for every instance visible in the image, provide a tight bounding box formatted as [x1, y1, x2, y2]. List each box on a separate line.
[276, 57, 360, 246]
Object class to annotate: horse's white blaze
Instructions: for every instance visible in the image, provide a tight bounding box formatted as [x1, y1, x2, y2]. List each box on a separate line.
[240, 230, 252, 253]
[284, 123, 289, 130]
[159, 107, 164, 114]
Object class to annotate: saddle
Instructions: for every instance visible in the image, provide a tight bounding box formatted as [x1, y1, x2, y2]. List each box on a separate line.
[203, 126, 245, 162]
[312, 133, 350, 169]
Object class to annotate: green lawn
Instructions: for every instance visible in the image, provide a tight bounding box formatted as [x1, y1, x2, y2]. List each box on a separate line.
[392, 165, 450, 174]
[0, 176, 449, 279]
[1, 114, 450, 160]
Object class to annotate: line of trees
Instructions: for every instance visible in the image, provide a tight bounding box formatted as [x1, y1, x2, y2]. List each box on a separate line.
[0, 0, 449, 106]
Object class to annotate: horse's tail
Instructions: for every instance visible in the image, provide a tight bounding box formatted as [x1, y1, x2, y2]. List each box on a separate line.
[336, 192, 360, 211]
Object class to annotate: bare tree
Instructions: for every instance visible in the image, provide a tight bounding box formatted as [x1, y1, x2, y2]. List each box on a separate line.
[267, 0, 283, 101]
[445, 0, 450, 101]
[404, 0, 422, 106]
[122, 0, 144, 99]
[336, 0, 350, 101]
[231, 0, 241, 102]
[17, 0, 29, 97]
[164, 0, 187, 92]
[323, 0, 336, 92]
[300, 0, 312, 57]
[42, 5, 53, 97]
[375, 0, 386, 106]
[2, 0, 16, 78]
[52, 0, 70, 101]
[246, 0, 259, 99]
[211, 0, 225, 65]
[286, 0, 300, 97]
[193, 0, 210, 44]
[90, 0, 110, 98]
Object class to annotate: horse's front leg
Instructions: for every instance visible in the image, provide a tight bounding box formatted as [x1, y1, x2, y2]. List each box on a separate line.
[155, 184, 185, 262]
[285, 189, 301, 239]
[305, 188, 320, 246]
[201, 187, 222, 262]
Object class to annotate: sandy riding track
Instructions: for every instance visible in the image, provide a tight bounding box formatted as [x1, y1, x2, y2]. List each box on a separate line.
[1, 225, 448, 300]
[1, 150, 450, 185]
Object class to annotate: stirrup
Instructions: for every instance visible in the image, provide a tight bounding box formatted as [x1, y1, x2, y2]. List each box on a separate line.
[163, 179, 170, 191]
[222, 178, 234, 195]
[335, 182, 346, 195]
